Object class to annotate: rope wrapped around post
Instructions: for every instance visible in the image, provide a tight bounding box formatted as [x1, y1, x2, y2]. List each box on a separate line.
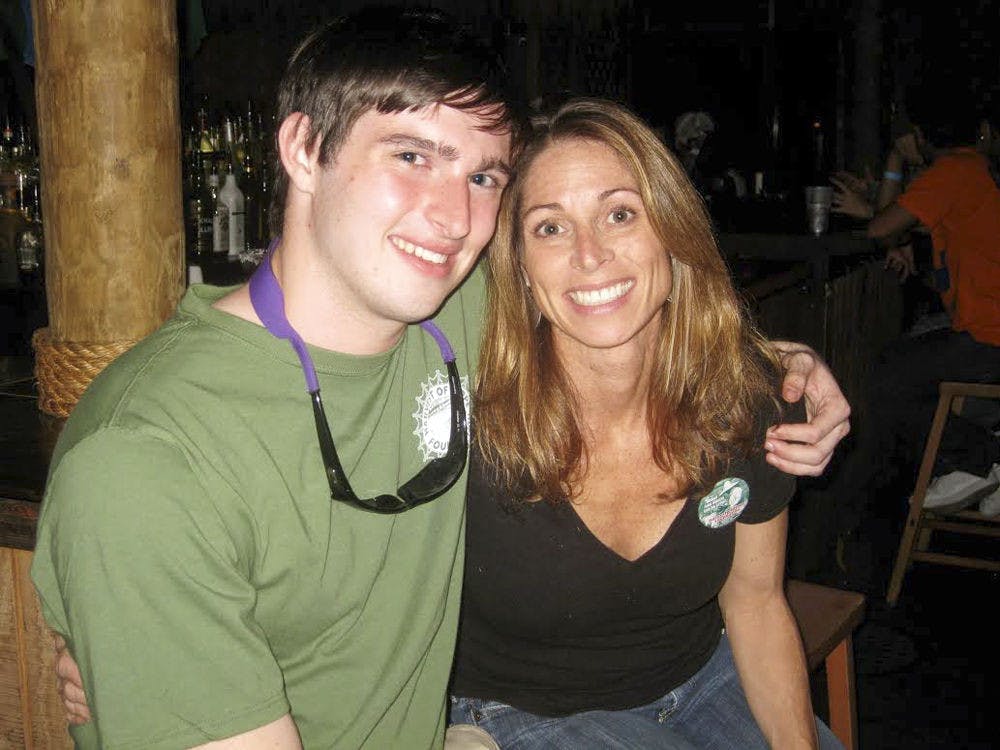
[32, 328, 135, 418]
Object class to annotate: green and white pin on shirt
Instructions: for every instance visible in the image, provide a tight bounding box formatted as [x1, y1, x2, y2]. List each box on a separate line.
[698, 477, 750, 528]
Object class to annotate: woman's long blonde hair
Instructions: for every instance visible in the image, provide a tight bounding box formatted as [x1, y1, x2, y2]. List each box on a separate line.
[474, 98, 782, 502]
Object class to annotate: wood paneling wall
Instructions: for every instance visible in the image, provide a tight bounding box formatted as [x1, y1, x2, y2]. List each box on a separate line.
[0, 547, 70, 750]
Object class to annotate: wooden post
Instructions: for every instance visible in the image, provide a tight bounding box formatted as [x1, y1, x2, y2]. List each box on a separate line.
[30, 0, 184, 417]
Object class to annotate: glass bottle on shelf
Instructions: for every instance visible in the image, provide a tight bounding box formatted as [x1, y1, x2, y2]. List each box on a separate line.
[1, 116, 14, 163]
[181, 97, 273, 257]
[208, 163, 229, 256]
[219, 163, 245, 258]
[186, 151, 215, 259]
[256, 162, 270, 245]
[809, 117, 827, 184]
[16, 224, 42, 274]
[245, 99, 256, 151]
[223, 115, 236, 165]
[241, 143, 258, 248]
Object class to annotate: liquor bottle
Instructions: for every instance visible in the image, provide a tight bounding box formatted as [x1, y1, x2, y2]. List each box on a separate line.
[186, 151, 215, 259]
[30, 180, 42, 223]
[232, 116, 246, 170]
[182, 125, 199, 202]
[219, 164, 245, 258]
[196, 95, 211, 149]
[15, 168, 41, 223]
[222, 115, 236, 166]
[256, 162, 270, 244]
[245, 98, 256, 146]
[17, 121, 31, 160]
[810, 117, 826, 183]
[16, 221, 43, 274]
[241, 145, 259, 248]
[1, 116, 13, 158]
[208, 165, 229, 256]
[15, 170, 27, 217]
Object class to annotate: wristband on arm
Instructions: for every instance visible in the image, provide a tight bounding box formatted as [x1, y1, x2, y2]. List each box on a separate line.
[883, 170, 903, 182]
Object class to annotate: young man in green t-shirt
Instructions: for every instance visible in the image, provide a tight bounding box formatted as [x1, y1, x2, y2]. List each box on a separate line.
[32, 7, 850, 749]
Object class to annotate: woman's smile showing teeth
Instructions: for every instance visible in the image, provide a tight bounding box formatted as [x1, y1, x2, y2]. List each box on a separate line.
[390, 236, 449, 265]
[567, 280, 635, 307]
[520, 138, 674, 350]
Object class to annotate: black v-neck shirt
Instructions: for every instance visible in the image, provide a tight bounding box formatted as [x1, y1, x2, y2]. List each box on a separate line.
[451, 432, 796, 716]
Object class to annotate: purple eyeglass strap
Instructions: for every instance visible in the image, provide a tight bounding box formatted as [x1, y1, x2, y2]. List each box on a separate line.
[249, 237, 456, 395]
[418, 319, 454, 362]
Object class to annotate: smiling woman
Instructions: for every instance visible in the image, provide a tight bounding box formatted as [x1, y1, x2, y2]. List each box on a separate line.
[477, 98, 779, 504]
[518, 138, 674, 354]
[451, 98, 843, 749]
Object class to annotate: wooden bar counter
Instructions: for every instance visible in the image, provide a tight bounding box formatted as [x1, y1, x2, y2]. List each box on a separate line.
[721, 230, 903, 413]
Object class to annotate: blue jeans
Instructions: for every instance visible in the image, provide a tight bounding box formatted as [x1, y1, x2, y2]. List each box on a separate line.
[450, 633, 842, 749]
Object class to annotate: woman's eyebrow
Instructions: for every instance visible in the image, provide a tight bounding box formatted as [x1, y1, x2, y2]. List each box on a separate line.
[522, 202, 561, 219]
[522, 187, 638, 218]
[599, 187, 639, 200]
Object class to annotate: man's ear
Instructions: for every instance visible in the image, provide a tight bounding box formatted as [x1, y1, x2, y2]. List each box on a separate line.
[278, 112, 320, 195]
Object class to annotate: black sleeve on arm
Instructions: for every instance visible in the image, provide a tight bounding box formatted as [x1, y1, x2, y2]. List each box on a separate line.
[735, 398, 805, 524]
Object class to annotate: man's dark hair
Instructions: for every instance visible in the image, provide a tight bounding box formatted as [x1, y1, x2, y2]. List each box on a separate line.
[269, 5, 520, 235]
[905, 83, 980, 149]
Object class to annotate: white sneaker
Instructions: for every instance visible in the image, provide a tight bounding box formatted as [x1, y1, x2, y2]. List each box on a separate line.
[922, 470, 999, 513]
[978, 463, 1000, 517]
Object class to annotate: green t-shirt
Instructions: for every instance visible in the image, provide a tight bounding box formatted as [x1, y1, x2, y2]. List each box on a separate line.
[31, 273, 485, 749]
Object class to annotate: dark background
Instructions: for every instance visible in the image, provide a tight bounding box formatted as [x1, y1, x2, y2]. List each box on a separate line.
[2, 1, 998, 184]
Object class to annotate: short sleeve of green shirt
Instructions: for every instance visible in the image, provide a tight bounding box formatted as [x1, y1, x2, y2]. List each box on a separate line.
[32, 427, 290, 749]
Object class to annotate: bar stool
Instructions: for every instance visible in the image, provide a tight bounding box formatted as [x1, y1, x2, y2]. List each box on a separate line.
[786, 579, 866, 750]
[886, 381, 1000, 606]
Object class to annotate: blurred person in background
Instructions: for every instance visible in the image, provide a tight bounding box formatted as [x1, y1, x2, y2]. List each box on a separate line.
[832, 84, 1000, 592]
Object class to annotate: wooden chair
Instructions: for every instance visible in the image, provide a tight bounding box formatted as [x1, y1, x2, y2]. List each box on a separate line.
[786, 579, 866, 750]
[886, 381, 1000, 606]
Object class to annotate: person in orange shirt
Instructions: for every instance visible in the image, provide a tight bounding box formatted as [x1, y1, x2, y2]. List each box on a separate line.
[828, 90, 1000, 593]
[861, 90, 1000, 521]
[870, 110, 1000, 345]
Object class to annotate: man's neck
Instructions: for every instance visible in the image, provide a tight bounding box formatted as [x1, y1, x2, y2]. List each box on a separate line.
[212, 242, 408, 357]
[271, 244, 407, 355]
